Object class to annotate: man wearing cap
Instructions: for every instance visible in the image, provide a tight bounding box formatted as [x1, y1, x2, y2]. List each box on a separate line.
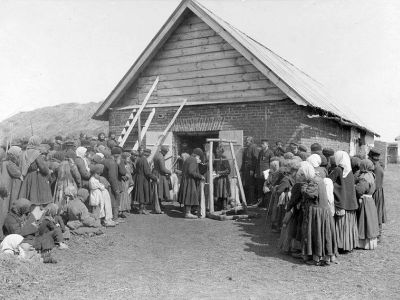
[152, 145, 172, 210]
[102, 147, 126, 222]
[289, 142, 299, 156]
[133, 148, 158, 214]
[178, 148, 205, 219]
[368, 148, 386, 242]
[274, 141, 285, 157]
[310, 143, 323, 156]
[240, 136, 259, 205]
[255, 139, 274, 206]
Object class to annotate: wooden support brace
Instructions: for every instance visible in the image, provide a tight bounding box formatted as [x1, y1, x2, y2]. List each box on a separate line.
[206, 138, 236, 143]
[132, 108, 156, 150]
[118, 76, 159, 147]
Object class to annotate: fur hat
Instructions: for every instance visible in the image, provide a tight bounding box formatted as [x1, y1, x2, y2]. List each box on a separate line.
[310, 143, 322, 152]
[322, 148, 335, 158]
[91, 164, 104, 175]
[111, 147, 122, 155]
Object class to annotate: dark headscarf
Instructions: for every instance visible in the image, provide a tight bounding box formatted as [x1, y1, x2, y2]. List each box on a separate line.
[11, 198, 32, 216]
[359, 159, 374, 173]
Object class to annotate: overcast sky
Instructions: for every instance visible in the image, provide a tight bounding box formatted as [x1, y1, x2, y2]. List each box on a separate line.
[1, 0, 399, 141]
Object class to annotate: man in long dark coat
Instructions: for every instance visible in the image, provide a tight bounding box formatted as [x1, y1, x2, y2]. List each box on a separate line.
[152, 145, 172, 202]
[178, 148, 205, 219]
[255, 139, 274, 206]
[133, 148, 157, 214]
[102, 147, 126, 222]
[240, 136, 258, 205]
[368, 148, 386, 242]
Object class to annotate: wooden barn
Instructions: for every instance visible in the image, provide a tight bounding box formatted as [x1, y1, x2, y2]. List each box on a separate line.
[92, 0, 378, 167]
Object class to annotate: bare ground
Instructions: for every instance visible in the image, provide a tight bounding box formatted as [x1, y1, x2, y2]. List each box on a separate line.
[2, 165, 400, 300]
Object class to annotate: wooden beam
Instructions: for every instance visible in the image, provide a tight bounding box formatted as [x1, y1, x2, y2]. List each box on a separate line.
[114, 95, 288, 111]
[152, 49, 242, 67]
[133, 108, 156, 150]
[118, 76, 159, 147]
[206, 138, 236, 143]
[163, 35, 224, 51]
[168, 28, 216, 42]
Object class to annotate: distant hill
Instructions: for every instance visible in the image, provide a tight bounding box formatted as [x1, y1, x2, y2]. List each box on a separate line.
[0, 102, 108, 143]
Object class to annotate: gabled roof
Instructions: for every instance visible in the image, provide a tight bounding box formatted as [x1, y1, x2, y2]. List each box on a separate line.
[92, 0, 378, 136]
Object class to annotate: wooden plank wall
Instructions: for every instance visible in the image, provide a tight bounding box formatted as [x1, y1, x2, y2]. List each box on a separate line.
[118, 12, 286, 107]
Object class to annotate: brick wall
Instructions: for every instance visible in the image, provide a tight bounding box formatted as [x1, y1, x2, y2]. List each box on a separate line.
[109, 99, 351, 151]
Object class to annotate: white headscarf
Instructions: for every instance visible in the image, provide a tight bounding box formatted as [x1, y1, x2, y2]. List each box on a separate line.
[76, 146, 89, 172]
[307, 154, 321, 168]
[1, 234, 24, 255]
[298, 161, 315, 181]
[334, 151, 351, 178]
[96, 152, 105, 159]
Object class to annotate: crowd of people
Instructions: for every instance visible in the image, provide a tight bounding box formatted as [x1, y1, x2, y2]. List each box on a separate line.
[240, 137, 385, 266]
[0, 132, 386, 267]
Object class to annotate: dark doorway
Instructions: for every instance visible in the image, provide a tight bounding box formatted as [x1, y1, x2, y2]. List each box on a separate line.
[175, 131, 219, 155]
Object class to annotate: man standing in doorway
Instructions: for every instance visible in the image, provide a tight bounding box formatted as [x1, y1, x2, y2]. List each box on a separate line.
[255, 139, 274, 206]
[240, 136, 259, 205]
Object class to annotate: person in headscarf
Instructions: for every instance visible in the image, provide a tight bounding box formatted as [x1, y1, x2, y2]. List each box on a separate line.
[178, 148, 205, 219]
[0, 146, 23, 238]
[18, 136, 53, 206]
[307, 154, 327, 178]
[0, 234, 24, 255]
[296, 161, 337, 265]
[97, 132, 107, 149]
[38, 203, 68, 250]
[119, 151, 133, 218]
[75, 146, 91, 189]
[350, 156, 362, 175]
[328, 151, 359, 252]
[213, 145, 231, 211]
[53, 159, 79, 209]
[368, 148, 385, 242]
[88, 165, 115, 227]
[66, 188, 105, 234]
[270, 160, 296, 233]
[355, 159, 379, 250]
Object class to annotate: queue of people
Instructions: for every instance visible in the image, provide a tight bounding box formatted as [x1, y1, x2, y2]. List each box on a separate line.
[0, 133, 386, 267]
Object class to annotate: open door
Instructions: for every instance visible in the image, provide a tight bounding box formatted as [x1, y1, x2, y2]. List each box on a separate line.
[145, 131, 173, 169]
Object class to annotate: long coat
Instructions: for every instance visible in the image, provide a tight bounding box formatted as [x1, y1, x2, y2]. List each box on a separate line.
[152, 152, 171, 201]
[213, 156, 230, 199]
[178, 156, 203, 206]
[133, 156, 157, 204]
[19, 156, 52, 206]
[102, 158, 126, 208]
[240, 143, 258, 187]
[0, 160, 22, 212]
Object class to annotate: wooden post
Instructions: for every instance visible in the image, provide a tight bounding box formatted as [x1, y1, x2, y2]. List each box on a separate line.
[229, 142, 247, 209]
[208, 141, 214, 213]
[133, 108, 156, 150]
[199, 181, 206, 218]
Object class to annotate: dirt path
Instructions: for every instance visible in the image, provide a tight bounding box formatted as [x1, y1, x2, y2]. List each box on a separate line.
[4, 165, 400, 299]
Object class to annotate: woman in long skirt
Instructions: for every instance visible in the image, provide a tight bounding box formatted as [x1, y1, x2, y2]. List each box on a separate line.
[19, 136, 53, 206]
[298, 161, 337, 265]
[355, 159, 379, 249]
[329, 151, 359, 252]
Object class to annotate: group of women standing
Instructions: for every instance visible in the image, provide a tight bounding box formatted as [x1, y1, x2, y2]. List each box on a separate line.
[266, 145, 385, 266]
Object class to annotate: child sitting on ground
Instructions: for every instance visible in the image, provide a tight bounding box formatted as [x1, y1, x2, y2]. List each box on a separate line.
[66, 188, 104, 236]
[89, 164, 115, 227]
[39, 203, 69, 250]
